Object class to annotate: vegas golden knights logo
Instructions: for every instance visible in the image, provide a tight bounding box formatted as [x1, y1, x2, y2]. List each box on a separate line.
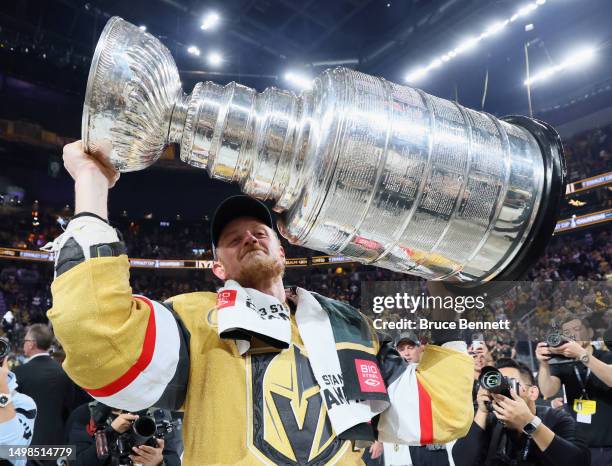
[247, 345, 346, 465]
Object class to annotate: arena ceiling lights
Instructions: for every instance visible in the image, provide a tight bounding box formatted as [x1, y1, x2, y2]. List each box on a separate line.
[207, 51, 223, 67]
[187, 45, 201, 57]
[405, 0, 548, 83]
[187, 47, 223, 66]
[284, 72, 314, 90]
[524, 46, 597, 86]
[180, 12, 224, 67]
[201, 12, 221, 31]
[186, 46, 222, 67]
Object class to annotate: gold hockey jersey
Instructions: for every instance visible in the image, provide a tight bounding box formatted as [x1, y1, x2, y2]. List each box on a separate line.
[49, 255, 473, 465]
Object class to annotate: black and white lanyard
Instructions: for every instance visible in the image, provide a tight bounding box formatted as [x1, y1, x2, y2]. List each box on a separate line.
[573, 365, 591, 399]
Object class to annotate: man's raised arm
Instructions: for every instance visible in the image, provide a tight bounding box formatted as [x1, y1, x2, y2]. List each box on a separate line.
[47, 142, 189, 412]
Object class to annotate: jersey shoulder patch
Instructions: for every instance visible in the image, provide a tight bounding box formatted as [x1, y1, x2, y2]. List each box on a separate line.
[166, 291, 218, 332]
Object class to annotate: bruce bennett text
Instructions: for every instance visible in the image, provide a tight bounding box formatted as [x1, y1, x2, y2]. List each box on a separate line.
[373, 318, 511, 331]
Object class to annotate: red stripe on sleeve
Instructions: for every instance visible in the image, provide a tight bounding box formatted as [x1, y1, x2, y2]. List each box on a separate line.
[417, 377, 434, 445]
[85, 295, 157, 397]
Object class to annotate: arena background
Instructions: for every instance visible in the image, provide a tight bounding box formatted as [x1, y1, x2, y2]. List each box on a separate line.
[0, 2, 611, 465]
[0, 0, 610, 383]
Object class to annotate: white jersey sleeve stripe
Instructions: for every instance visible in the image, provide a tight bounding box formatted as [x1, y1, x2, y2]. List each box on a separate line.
[84, 295, 181, 411]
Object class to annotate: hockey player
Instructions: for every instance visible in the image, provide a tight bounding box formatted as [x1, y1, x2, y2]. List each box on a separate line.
[46, 141, 474, 465]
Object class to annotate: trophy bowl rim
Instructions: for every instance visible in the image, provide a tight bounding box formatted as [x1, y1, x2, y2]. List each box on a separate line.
[445, 115, 566, 297]
[81, 15, 123, 153]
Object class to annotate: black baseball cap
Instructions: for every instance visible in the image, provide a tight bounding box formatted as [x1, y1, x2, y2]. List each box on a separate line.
[395, 331, 420, 347]
[211, 195, 274, 255]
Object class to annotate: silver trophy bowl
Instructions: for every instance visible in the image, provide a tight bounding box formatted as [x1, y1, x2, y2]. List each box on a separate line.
[82, 17, 182, 171]
[83, 17, 566, 290]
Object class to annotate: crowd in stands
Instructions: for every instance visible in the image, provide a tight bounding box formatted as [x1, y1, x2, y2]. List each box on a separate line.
[0, 207, 315, 261]
[0, 208, 215, 260]
[529, 228, 611, 281]
[563, 123, 612, 182]
[1, 226, 609, 364]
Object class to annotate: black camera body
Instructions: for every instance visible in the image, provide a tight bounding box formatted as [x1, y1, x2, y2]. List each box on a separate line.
[111, 415, 167, 465]
[479, 366, 520, 398]
[546, 332, 570, 348]
[0, 336, 10, 362]
[479, 367, 534, 464]
[546, 332, 576, 365]
[89, 402, 175, 466]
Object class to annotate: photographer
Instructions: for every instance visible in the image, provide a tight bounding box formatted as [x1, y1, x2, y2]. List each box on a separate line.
[470, 341, 494, 405]
[0, 340, 37, 466]
[453, 358, 590, 466]
[65, 403, 180, 466]
[536, 315, 612, 466]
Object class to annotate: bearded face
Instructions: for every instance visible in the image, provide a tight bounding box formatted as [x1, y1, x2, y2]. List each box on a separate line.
[234, 243, 285, 288]
[213, 217, 285, 288]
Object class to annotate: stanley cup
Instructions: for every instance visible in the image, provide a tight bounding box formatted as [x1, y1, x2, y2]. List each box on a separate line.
[82, 17, 566, 289]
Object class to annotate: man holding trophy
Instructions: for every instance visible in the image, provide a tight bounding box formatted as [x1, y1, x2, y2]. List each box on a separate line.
[46, 16, 566, 466]
[48, 140, 473, 465]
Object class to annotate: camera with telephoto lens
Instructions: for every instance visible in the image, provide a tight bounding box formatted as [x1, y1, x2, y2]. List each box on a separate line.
[0, 336, 10, 363]
[479, 366, 520, 399]
[479, 367, 534, 463]
[89, 402, 176, 466]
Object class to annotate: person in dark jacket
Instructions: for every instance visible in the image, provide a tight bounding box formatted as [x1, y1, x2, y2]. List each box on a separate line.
[64, 402, 181, 466]
[453, 358, 590, 466]
[12, 324, 77, 466]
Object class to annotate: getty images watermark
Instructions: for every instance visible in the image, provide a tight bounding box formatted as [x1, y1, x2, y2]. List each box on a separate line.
[368, 288, 511, 331]
[359, 281, 610, 356]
